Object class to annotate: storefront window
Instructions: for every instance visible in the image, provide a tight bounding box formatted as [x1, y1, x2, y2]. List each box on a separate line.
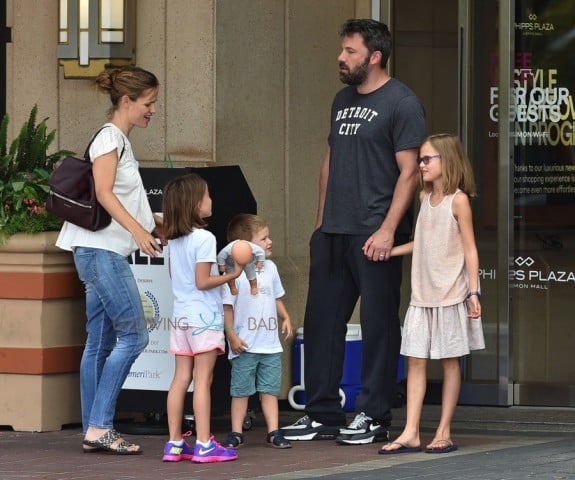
[511, 0, 575, 405]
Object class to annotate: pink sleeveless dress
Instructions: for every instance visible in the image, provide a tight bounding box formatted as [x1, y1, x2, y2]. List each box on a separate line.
[400, 191, 485, 359]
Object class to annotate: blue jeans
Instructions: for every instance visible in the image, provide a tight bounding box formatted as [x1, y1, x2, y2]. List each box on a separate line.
[73, 247, 149, 431]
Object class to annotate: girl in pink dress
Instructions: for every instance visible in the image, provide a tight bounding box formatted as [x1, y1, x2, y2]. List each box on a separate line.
[380, 133, 485, 455]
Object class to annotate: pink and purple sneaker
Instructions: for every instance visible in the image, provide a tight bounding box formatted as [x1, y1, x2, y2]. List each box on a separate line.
[192, 436, 238, 463]
[162, 431, 194, 462]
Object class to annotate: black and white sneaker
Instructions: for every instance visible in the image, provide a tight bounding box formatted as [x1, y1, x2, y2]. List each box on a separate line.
[336, 412, 389, 445]
[280, 415, 342, 441]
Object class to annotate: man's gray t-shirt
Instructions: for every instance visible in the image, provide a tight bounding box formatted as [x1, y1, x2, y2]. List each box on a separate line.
[322, 78, 426, 236]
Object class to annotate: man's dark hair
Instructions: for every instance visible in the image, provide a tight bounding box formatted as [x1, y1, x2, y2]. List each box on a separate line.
[339, 19, 392, 68]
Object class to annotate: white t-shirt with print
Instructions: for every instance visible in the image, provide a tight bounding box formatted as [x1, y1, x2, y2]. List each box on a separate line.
[169, 228, 224, 330]
[223, 259, 285, 359]
[56, 123, 155, 257]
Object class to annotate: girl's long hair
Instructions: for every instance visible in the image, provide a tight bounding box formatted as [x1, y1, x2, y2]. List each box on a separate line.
[422, 133, 477, 197]
[162, 173, 208, 240]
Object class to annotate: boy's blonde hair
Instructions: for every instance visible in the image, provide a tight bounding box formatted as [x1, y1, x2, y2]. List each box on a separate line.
[162, 173, 208, 240]
[227, 213, 268, 242]
[421, 133, 477, 197]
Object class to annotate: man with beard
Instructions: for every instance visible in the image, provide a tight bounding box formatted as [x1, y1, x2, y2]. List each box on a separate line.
[281, 19, 426, 445]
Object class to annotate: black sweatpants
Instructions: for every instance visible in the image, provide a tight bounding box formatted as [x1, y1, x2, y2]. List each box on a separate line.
[303, 230, 405, 426]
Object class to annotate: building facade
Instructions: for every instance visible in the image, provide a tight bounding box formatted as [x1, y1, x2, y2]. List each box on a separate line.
[2, 0, 574, 410]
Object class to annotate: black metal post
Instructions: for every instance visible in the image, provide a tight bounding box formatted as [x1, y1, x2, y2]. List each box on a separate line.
[0, 0, 12, 119]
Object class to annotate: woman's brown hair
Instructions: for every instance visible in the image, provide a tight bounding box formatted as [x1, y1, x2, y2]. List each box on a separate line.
[162, 173, 208, 240]
[95, 65, 159, 116]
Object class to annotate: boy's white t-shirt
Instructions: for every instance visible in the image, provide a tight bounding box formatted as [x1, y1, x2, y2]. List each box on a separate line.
[55, 123, 155, 257]
[223, 259, 285, 359]
[169, 228, 224, 330]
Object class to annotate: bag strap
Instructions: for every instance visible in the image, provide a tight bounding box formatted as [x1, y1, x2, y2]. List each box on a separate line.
[119, 137, 126, 159]
[83, 125, 126, 162]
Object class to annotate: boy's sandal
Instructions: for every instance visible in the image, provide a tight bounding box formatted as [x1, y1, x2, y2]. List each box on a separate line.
[82, 428, 143, 455]
[266, 430, 292, 449]
[224, 431, 245, 448]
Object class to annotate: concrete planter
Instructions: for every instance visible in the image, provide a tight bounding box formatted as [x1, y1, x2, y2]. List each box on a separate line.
[0, 232, 86, 431]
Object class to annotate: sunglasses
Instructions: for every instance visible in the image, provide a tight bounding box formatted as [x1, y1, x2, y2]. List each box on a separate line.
[417, 154, 441, 166]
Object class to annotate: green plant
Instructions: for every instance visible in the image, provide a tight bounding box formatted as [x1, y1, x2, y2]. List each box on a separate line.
[0, 105, 73, 241]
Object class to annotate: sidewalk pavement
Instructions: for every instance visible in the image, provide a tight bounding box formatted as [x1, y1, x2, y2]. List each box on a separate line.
[1, 404, 575, 480]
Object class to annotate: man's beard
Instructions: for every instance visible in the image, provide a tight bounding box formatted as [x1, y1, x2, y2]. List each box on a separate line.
[339, 56, 370, 85]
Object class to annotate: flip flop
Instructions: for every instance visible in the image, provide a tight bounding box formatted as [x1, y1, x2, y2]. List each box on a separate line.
[82, 444, 103, 453]
[378, 441, 422, 455]
[83, 429, 143, 455]
[425, 439, 458, 454]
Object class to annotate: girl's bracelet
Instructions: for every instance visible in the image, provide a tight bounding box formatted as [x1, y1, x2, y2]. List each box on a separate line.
[466, 291, 481, 300]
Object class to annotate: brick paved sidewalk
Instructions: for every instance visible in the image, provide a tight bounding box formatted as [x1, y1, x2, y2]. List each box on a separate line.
[0, 406, 574, 480]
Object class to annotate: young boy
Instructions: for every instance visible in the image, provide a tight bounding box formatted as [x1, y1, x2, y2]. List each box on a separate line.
[222, 214, 294, 449]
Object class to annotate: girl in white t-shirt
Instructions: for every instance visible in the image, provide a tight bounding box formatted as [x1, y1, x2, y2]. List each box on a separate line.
[161, 173, 242, 464]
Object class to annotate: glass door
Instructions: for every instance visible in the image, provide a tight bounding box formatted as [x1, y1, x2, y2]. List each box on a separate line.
[462, 0, 575, 407]
[511, 0, 575, 407]
[390, 0, 512, 405]
[393, 0, 574, 407]
[459, 0, 513, 405]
